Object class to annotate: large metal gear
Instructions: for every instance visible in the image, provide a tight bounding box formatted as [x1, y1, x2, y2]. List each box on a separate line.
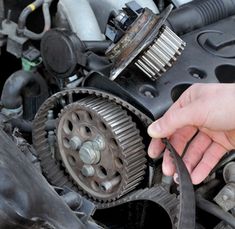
[56, 96, 147, 201]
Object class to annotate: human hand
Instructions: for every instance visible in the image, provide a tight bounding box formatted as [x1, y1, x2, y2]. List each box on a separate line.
[147, 83, 235, 184]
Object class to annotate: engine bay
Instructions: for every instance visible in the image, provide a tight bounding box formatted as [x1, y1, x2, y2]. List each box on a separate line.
[0, 0, 235, 228]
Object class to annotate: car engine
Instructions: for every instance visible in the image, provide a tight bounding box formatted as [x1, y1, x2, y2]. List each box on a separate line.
[0, 0, 235, 228]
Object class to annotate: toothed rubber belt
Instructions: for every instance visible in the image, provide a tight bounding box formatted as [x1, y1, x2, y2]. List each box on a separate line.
[32, 88, 195, 229]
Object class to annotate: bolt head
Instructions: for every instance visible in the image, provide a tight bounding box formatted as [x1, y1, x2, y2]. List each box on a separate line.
[81, 165, 95, 177]
[79, 141, 100, 164]
[70, 136, 82, 150]
[94, 135, 106, 151]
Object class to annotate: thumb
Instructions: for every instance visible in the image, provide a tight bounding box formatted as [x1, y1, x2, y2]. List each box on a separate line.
[147, 101, 204, 138]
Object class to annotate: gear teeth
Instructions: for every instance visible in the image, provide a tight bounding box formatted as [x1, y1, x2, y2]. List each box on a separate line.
[97, 186, 179, 228]
[70, 96, 147, 202]
[135, 25, 186, 80]
[34, 91, 148, 203]
[32, 89, 153, 207]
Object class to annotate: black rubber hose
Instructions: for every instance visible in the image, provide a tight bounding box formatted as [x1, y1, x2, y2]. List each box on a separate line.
[1, 70, 47, 110]
[23, 1, 52, 40]
[18, 0, 44, 30]
[10, 118, 32, 132]
[167, 0, 235, 35]
[196, 194, 235, 228]
[0, 0, 4, 27]
[84, 41, 112, 54]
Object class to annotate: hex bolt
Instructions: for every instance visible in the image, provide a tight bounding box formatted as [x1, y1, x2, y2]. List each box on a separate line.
[70, 136, 82, 150]
[93, 135, 106, 151]
[47, 110, 54, 120]
[79, 141, 101, 164]
[144, 90, 154, 98]
[81, 165, 95, 177]
[100, 176, 121, 192]
[48, 131, 55, 145]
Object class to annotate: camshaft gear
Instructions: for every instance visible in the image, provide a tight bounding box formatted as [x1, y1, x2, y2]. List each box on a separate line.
[56, 96, 147, 201]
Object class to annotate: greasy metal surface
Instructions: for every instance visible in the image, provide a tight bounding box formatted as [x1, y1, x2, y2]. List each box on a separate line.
[106, 8, 159, 60]
[56, 97, 146, 201]
[32, 87, 195, 227]
[106, 8, 159, 80]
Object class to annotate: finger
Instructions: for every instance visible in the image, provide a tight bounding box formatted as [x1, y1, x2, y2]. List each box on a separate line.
[148, 138, 165, 158]
[191, 142, 227, 185]
[201, 128, 235, 151]
[183, 131, 212, 173]
[162, 149, 176, 176]
[147, 100, 207, 138]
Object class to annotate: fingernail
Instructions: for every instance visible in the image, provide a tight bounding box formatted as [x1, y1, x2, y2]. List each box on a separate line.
[147, 122, 162, 138]
[174, 173, 179, 184]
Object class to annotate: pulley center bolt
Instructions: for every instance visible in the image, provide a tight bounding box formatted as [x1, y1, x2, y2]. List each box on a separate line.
[79, 141, 101, 164]
[69, 136, 82, 150]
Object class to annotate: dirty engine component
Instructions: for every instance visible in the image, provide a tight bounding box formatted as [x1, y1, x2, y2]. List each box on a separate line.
[0, 0, 235, 228]
[106, 3, 186, 80]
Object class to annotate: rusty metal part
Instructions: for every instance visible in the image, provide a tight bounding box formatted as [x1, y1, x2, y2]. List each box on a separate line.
[106, 5, 176, 80]
[56, 97, 146, 201]
[106, 8, 159, 61]
[106, 8, 159, 80]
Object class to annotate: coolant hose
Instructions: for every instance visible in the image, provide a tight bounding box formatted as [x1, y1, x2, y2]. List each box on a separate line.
[196, 194, 235, 228]
[167, 0, 235, 35]
[84, 41, 112, 54]
[18, 0, 44, 30]
[23, 1, 52, 40]
[1, 70, 47, 110]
